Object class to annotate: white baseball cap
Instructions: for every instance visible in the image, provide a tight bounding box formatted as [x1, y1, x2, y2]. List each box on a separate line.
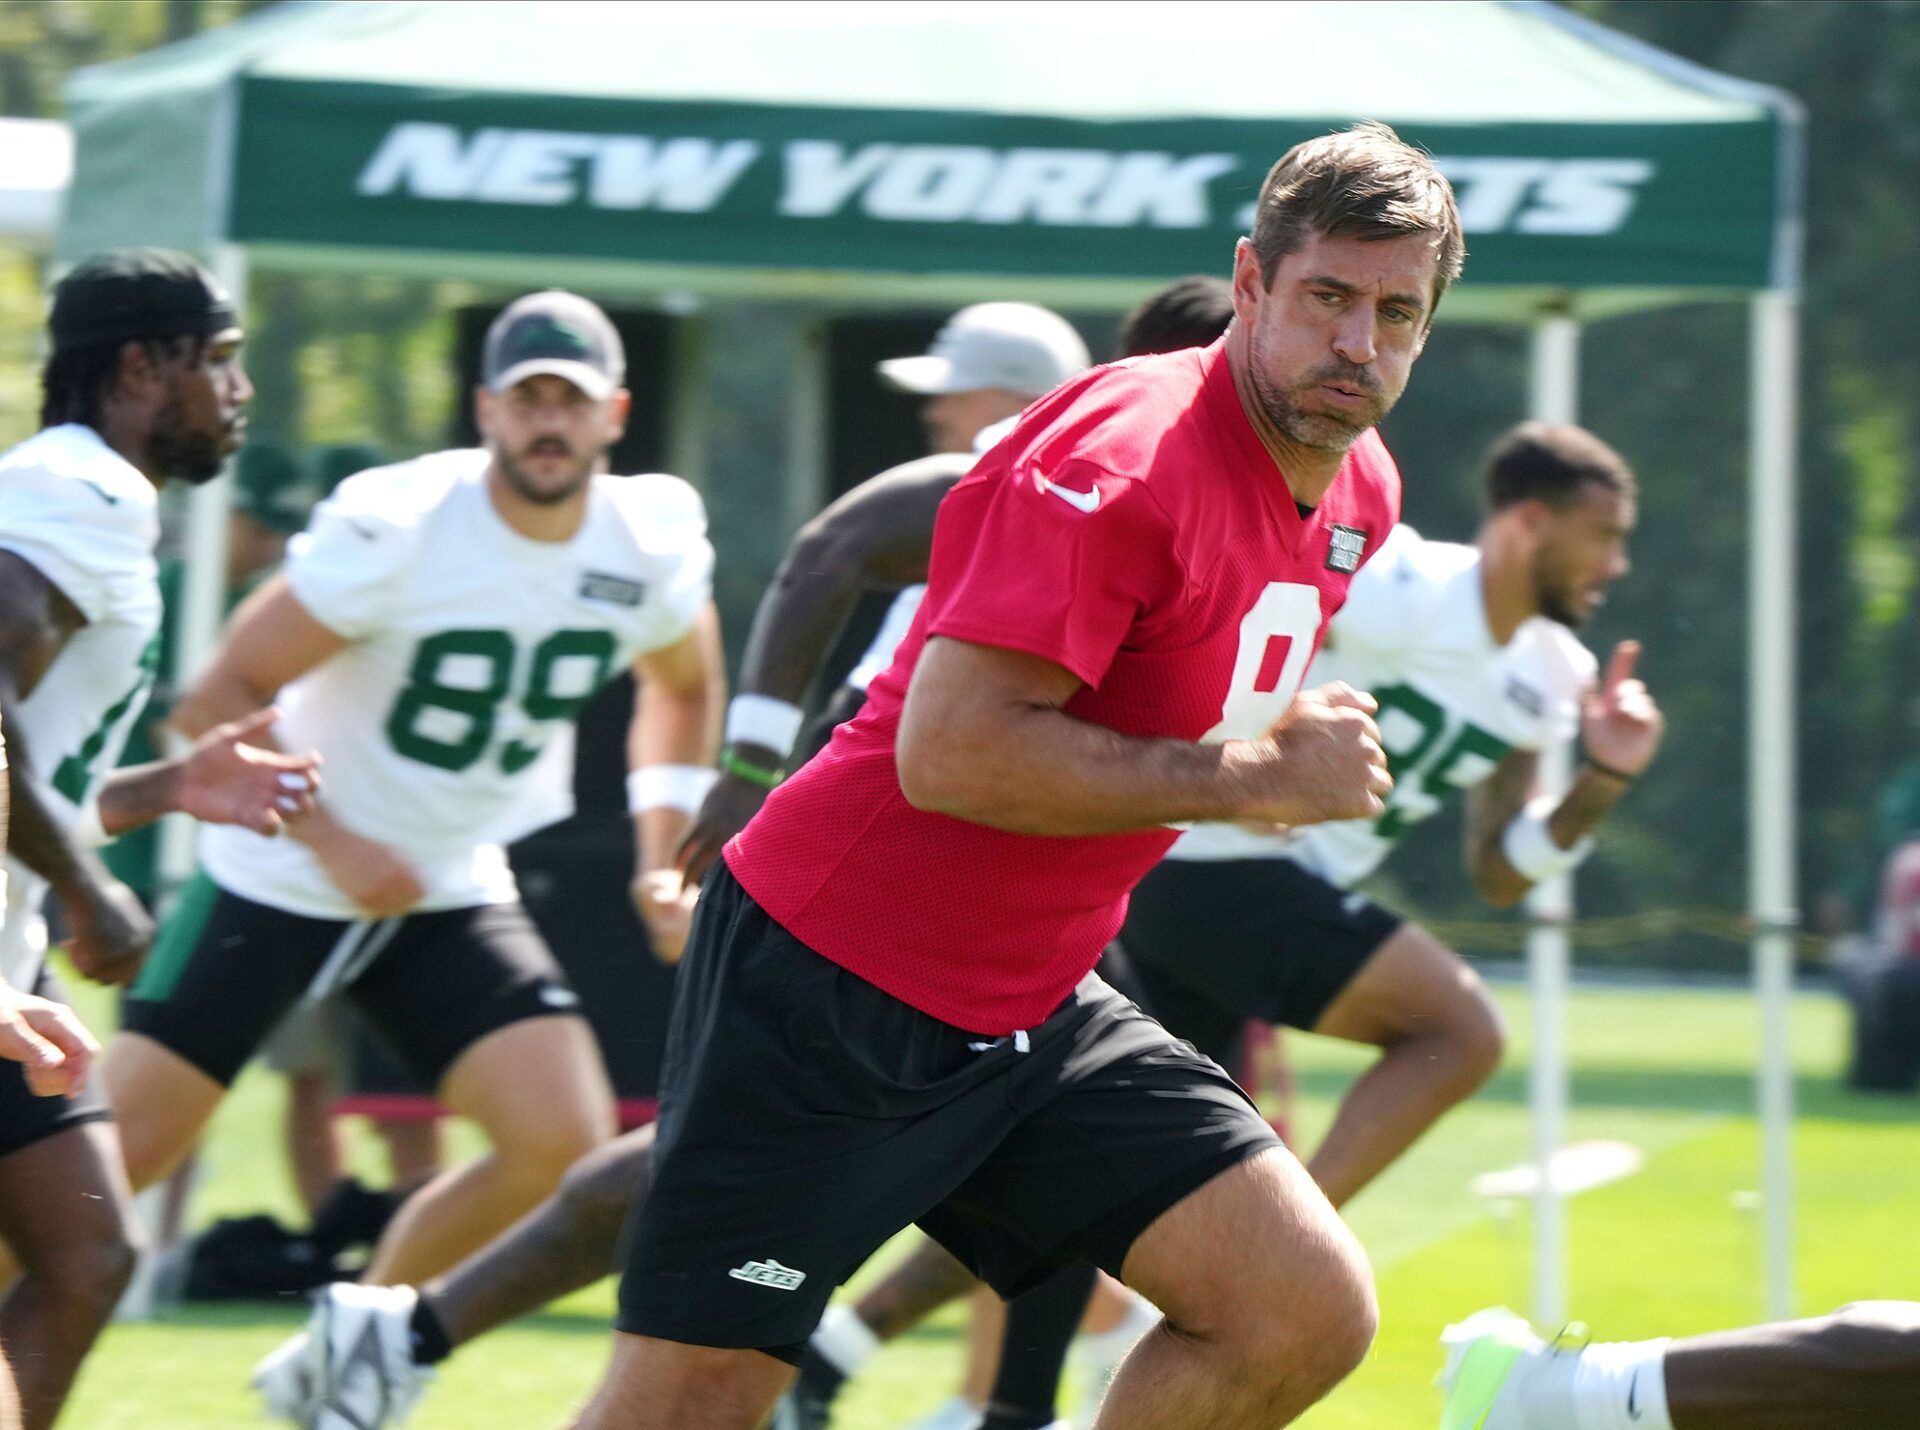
[877, 303, 1090, 398]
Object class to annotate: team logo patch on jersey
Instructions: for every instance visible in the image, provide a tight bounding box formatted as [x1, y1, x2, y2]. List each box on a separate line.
[579, 571, 646, 607]
[1505, 676, 1545, 717]
[1326, 524, 1368, 574]
[728, 1258, 806, 1291]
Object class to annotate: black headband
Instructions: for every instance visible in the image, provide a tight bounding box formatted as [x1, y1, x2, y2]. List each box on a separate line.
[49, 248, 237, 354]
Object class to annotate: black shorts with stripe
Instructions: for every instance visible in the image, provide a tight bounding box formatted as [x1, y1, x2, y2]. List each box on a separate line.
[121, 872, 581, 1089]
[616, 860, 1281, 1359]
[0, 965, 111, 1159]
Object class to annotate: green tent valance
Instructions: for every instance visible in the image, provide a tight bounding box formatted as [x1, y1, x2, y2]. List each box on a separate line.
[63, 0, 1801, 315]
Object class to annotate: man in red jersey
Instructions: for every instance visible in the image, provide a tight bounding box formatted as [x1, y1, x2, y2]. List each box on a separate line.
[578, 122, 1463, 1430]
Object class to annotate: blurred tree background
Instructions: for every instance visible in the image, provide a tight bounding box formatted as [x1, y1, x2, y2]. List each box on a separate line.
[0, 0, 1914, 967]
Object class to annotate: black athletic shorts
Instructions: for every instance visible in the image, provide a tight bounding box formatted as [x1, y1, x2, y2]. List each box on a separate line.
[0, 965, 112, 1159]
[1120, 857, 1404, 1065]
[616, 861, 1281, 1359]
[121, 872, 582, 1089]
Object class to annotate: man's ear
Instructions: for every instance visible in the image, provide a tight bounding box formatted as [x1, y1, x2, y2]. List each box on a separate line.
[109, 339, 158, 404]
[1229, 237, 1268, 328]
[604, 389, 632, 448]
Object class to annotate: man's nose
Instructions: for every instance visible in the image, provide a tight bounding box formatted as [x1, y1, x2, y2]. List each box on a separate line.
[1331, 306, 1377, 366]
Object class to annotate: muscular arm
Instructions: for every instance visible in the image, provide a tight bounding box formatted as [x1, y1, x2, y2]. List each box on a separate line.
[1464, 747, 1631, 909]
[732, 452, 967, 717]
[170, 575, 347, 741]
[675, 454, 967, 881]
[1466, 642, 1660, 909]
[896, 637, 1387, 836]
[629, 603, 725, 872]
[0, 550, 99, 892]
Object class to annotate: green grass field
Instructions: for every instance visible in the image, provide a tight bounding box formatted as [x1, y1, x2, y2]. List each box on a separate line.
[58, 976, 1920, 1428]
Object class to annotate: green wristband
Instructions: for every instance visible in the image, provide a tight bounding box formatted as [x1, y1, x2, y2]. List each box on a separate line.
[720, 747, 783, 790]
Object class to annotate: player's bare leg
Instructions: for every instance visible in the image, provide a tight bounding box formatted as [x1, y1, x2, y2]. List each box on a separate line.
[365, 1016, 614, 1286]
[1093, 1148, 1375, 1429]
[856, 1236, 979, 1338]
[0, 1123, 140, 1430]
[570, 1334, 793, 1429]
[284, 1065, 343, 1213]
[1661, 1302, 1920, 1429]
[374, 1115, 444, 1190]
[959, 1287, 1006, 1408]
[1304, 923, 1503, 1207]
[99, 1032, 227, 1191]
[779, 1236, 981, 1423]
[422, 1125, 652, 1346]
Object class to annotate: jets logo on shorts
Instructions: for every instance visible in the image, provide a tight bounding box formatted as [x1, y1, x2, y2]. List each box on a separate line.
[728, 1258, 807, 1291]
[1326, 524, 1368, 574]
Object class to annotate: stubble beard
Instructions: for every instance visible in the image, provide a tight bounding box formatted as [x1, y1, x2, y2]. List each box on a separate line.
[1247, 331, 1391, 455]
[496, 440, 600, 507]
[147, 397, 227, 485]
[1533, 550, 1589, 629]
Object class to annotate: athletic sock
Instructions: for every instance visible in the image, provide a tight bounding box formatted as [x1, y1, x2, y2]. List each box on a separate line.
[980, 1263, 1098, 1430]
[811, 1302, 882, 1378]
[408, 1296, 454, 1366]
[1513, 1337, 1673, 1430]
[1569, 1339, 1673, 1430]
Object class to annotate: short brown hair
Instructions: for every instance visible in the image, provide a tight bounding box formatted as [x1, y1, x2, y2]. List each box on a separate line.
[1484, 422, 1638, 511]
[1248, 121, 1465, 316]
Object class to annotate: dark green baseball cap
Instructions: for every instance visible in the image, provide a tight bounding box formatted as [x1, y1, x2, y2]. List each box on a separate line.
[482, 290, 623, 400]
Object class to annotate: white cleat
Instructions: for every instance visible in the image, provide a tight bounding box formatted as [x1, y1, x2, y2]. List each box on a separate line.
[251, 1328, 316, 1422]
[1436, 1306, 1571, 1430]
[301, 1282, 434, 1429]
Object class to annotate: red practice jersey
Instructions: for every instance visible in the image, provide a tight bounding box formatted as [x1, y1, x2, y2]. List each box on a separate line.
[727, 341, 1402, 1034]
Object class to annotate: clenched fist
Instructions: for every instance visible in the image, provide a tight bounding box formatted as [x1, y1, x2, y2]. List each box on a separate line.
[1224, 682, 1392, 827]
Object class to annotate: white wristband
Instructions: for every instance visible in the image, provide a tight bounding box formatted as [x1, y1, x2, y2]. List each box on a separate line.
[1501, 795, 1595, 884]
[69, 796, 108, 850]
[627, 764, 719, 816]
[724, 694, 804, 759]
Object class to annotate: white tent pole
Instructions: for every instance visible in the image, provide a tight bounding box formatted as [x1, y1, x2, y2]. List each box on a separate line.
[786, 316, 828, 534]
[153, 243, 243, 910]
[664, 307, 710, 488]
[1526, 308, 1579, 1330]
[1749, 288, 1799, 1321]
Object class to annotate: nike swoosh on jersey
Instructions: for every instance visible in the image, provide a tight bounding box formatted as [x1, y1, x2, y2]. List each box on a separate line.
[1038, 478, 1100, 513]
[76, 480, 119, 506]
[347, 518, 380, 539]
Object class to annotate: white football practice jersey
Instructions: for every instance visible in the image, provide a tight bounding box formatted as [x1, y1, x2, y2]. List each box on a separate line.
[199, 451, 714, 919]
[1166, 525, 1596, 884]
[0, 425, 163, 985]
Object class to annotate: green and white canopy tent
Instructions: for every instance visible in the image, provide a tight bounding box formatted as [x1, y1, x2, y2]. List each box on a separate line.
[62, 0, 1805, 1320]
